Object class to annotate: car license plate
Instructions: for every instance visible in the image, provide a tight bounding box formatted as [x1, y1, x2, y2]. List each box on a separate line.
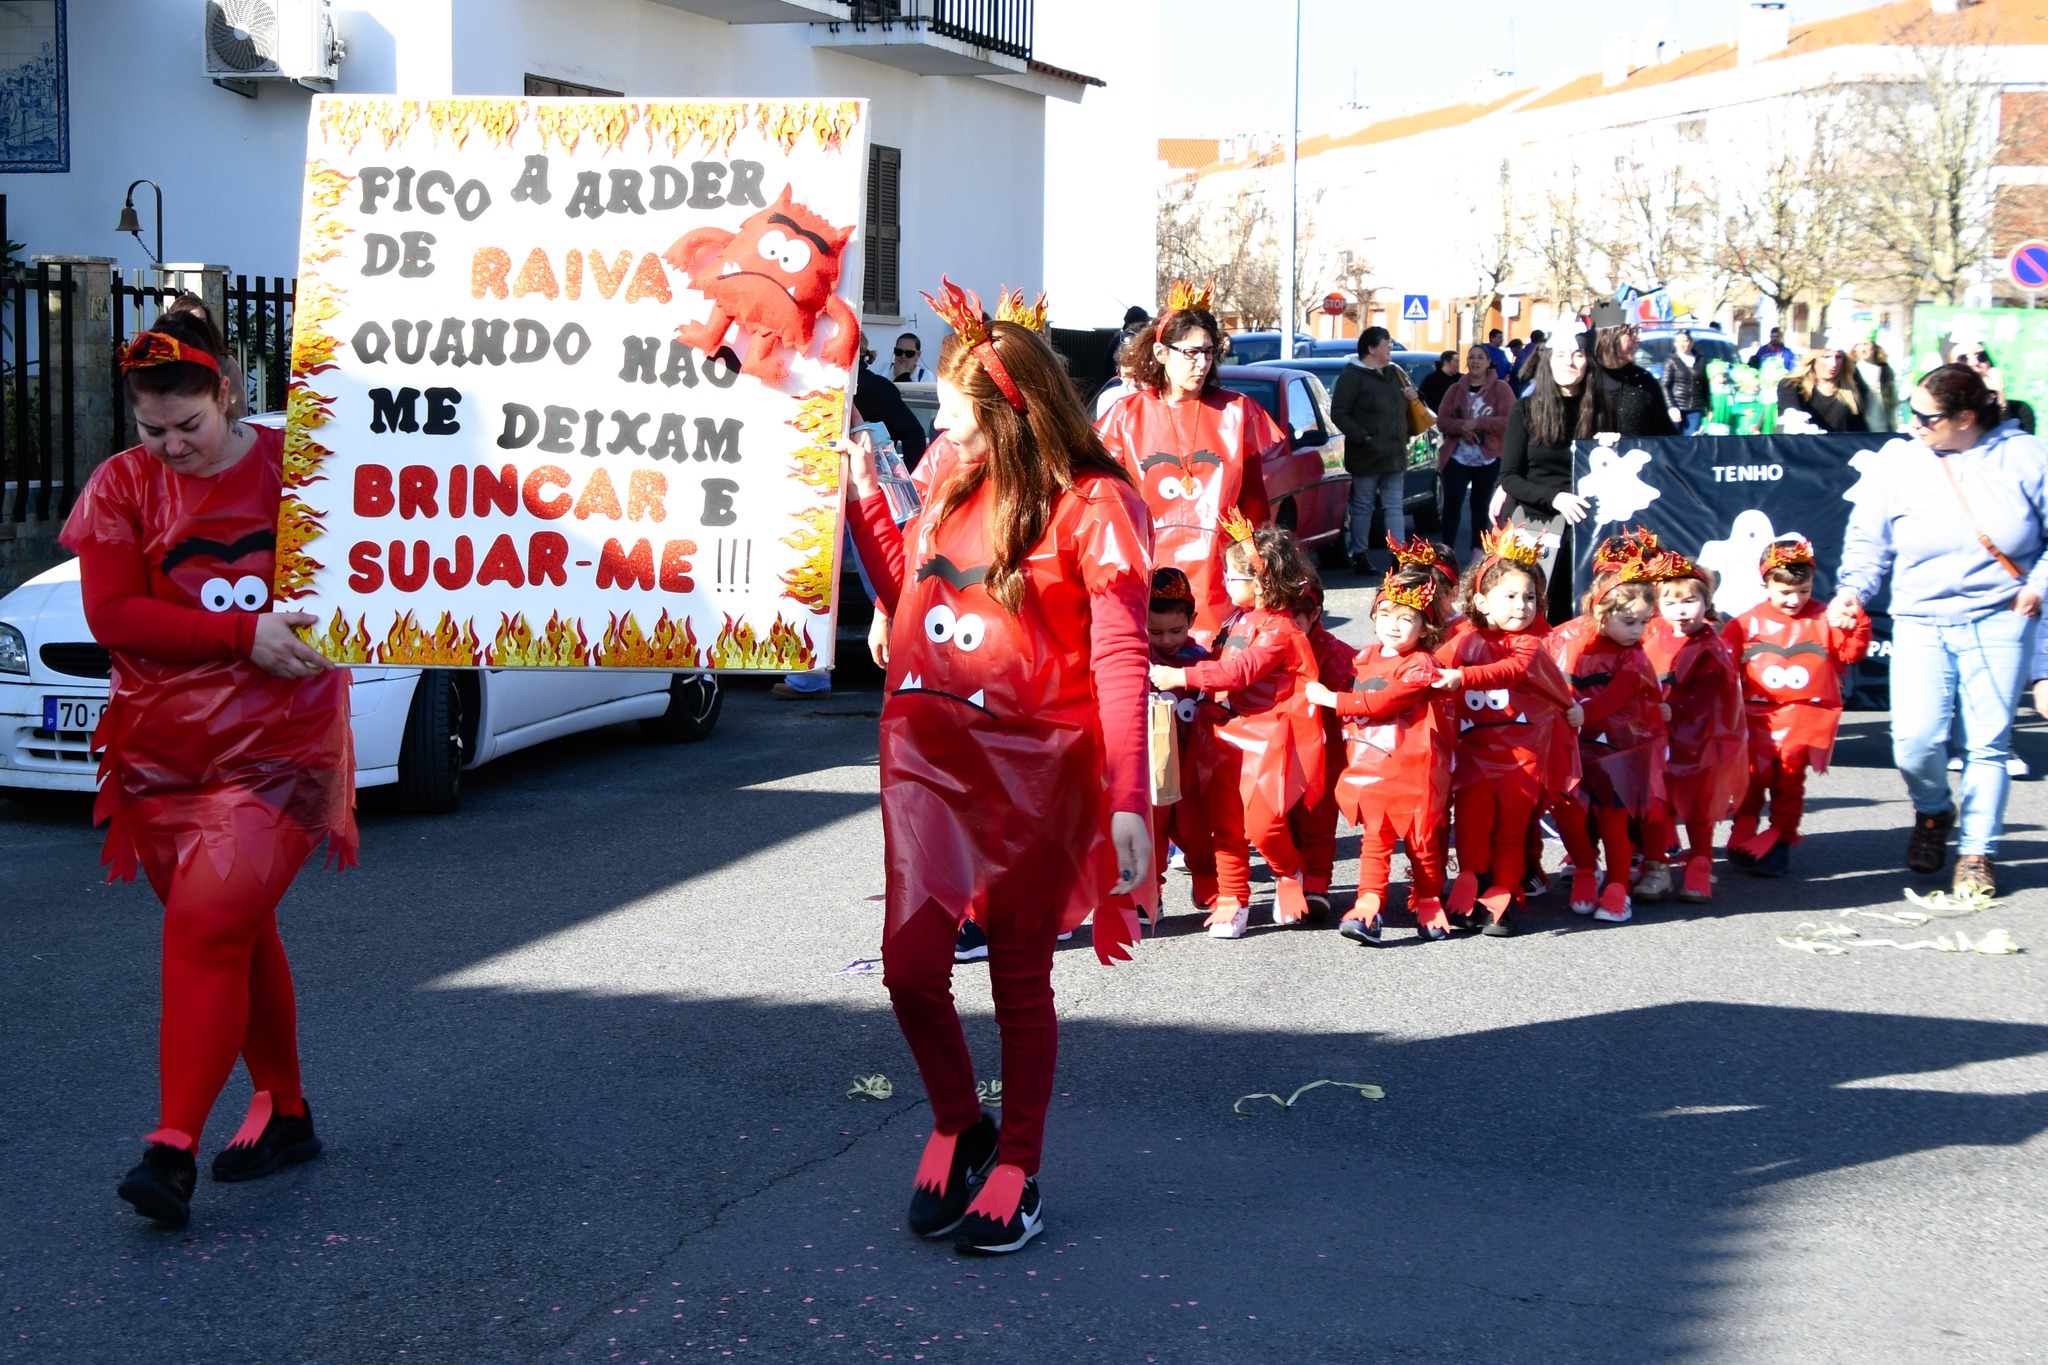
[42, 695, 107, 733]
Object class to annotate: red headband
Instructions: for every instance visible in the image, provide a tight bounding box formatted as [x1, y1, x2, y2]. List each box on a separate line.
[119, 330, 222, 377]
[922, 276, 1027, 412]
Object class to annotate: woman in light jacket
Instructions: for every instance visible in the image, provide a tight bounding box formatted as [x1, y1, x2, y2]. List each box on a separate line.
[1434, 344, 1515, 552]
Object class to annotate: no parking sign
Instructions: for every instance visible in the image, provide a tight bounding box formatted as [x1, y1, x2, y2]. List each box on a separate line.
[2009, 240, 2048, 292]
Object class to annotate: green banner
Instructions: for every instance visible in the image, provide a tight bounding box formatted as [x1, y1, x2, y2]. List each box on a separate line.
[1907, 306, 2048, 417]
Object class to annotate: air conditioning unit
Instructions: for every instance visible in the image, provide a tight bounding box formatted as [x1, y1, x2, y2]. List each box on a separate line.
[203, 0, 343, 89]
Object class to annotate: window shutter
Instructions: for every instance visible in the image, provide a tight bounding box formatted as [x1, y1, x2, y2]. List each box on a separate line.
[865, 145, 902, 316]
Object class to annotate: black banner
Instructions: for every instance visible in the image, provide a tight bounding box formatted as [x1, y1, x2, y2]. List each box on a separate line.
[1570, 434, 1894, 707]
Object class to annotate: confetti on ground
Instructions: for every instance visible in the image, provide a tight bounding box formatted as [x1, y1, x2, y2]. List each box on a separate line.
[845, 1074, 894, 1101]
[1778, 922, 2021, 956]
[831, 958, 881, 976]
[976, 1079, 1003, 1107]
[1233, 1080, 1385, 1116]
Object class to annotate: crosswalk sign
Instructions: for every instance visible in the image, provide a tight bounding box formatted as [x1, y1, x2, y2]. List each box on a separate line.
[1402, 294, 1430, 322]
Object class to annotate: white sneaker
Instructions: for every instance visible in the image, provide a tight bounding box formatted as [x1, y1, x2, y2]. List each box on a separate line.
[1166, 843, 1187, 871]
[2009, 756, 2031, 778]
[1948, 756, 1964, 772]
[1205, 899, 1249, 939]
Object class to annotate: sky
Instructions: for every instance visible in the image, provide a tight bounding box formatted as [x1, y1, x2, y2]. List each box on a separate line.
[1158, 0, 1884, 139]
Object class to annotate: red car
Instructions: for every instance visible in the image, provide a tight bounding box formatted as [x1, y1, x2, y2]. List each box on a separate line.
[1213, 364, 1353, 564]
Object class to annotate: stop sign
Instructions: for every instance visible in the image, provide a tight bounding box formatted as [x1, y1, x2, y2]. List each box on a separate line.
[1321, 291, 1347, 316]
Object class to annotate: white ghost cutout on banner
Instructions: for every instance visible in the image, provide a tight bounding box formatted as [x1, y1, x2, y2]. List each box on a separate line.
[1579, 444, 1662, 524]
[1698, 509, 1802, 618]
[1842, 436, 1911, 507]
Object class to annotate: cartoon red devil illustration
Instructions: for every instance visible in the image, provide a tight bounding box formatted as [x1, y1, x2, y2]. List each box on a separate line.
[662, 186, 861, 386]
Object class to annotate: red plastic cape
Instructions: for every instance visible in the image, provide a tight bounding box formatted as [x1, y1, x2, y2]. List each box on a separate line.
[1438, 625, 1579, 800]
[1306, 620, 1353, 798]
[1643, 618, 1749, 822]
[58, 431, 355, 885]
[1332, 645, 1450, 839]
[1723, 599, 1871, 774]
[1544, 618, 1667, 815]
[1096, 388, 1279, 642]
[1186, 607, 1325, 813]
[870, 467, 1154, 962]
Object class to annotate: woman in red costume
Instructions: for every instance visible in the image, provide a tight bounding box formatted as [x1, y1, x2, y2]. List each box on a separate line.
[844, 280, 1152, 1257]
[1096, 280, 1276, 644]
[61, 312, 353, 1228]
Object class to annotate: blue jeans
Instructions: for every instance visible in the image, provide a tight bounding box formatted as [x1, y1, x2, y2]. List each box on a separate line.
[1680, 411, 1704, 436]
[1438, 459, 1498, 553]
[1346, 470, 1405, 558]
[1890, 610, 2038, 855]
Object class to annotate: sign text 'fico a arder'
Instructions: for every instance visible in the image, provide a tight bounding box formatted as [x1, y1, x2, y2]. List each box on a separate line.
[279, 96, 868, 671]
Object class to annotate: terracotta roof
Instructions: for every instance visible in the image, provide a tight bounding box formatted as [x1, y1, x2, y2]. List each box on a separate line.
[1296, 87, 1536, 155]
[1027, 58, 1105, 87]
[1158, 137, 1222, 170]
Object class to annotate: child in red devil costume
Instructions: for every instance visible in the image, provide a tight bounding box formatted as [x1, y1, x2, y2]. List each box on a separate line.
[1543, 543, 1668, 925]
[1305, 565, 1454, 943]
[1640, 552, 1749, 903]
[1143, 566, 1220, 918]
[1149, 517, 1324, 939]
[61, 314, 354, 1228]
[1097, 280, 1277, 644]
[1437, 526, 1581, 935]
[845, 280, 1152, 1257]
[1289, 577, 1354, 918]
[1723, 536, 1871, 878]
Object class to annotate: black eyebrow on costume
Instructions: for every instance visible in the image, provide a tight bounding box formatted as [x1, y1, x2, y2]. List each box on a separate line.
[1138, 454, 1184, 471]
[768, 213, 833, 256]
[160, 529, 275, 573]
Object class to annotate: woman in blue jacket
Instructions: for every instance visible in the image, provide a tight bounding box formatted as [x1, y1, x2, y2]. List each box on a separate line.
[1832, 363, 2048, 895]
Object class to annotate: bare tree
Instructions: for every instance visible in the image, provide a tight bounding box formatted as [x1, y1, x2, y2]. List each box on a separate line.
[1526, 168, 1607, 318]
[1715, 104, 1859, 334]
[1600, 147, 1698, 291]
[1459, 159, 1519, 342]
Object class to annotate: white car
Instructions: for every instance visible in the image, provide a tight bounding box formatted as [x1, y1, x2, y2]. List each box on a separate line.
[0, 555, 722, 813]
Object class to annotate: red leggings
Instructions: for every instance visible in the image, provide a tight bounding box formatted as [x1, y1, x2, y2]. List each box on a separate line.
[1357, 815, 1445, 903]
[1453, 783, 1537, 893]
[1211, 785, 1303, 904]
[1162, 796, 1216, 898]
[1554, 801, 1633, 880]
[1288, 787, 1340, 894]
[1642, 780, 1717, 863]
[140, 822, 315, 1152]
[883, 902, 1059, 1176]
[1735, 754, 1811, 844]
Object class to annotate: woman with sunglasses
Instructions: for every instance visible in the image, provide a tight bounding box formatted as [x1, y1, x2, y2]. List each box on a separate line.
[61, 309, 353, 1228]
[1097, 282, 1278, 643]
[1832, 363, 2048, 896]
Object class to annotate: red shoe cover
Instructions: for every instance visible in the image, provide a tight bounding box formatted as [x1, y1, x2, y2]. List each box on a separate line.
[1412, 896, 1447, 931]
[1342, 892, 1384, 923]
[1274, 875, 1310, 924]
[224, 1091, 276, 1151]
[1683, 857, 1713, 900]
[913, 1127, 963, 1194]
[141, 1127, 196, 1154]
[1597, 882, 1629, 914]
[1446, 871, 1478, 917]
[1732, 828, 1780, 862]
[1478, 887, 1513, 921]
[965, 1163, 1028, 1221]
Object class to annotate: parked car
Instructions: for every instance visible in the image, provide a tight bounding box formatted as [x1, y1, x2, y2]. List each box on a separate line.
[1210, 364, 1353, 561]
[1248, 357, 1439, 533]
[1308, 340, 1449, 387]
[1225, 331, 1316, 364]
[0, 419, 722, 814]
[1635, 326, 1740, 380]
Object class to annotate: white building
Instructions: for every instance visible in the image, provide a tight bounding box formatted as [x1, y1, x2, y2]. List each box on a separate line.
[0, 0, 1142, 337]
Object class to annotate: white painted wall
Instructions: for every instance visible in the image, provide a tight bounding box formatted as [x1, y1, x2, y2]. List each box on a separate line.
[2, 0, 1059, 339]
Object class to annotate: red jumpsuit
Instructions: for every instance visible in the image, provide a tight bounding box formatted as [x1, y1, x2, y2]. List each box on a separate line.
[1182, 607, 1324, 910]
[1722, 599, 1871, 853]
[1290, 621, 1355, 898]
[848, 467, 1151, 1179]
[1438, 624, 1578, 918]
[1641, 619, 1749, 864]
[1096, 388, 1278, 643]
[1331, 644, 1452, 928]
[1543, 618, 1667, 887]
[60, 428, 355, 1155]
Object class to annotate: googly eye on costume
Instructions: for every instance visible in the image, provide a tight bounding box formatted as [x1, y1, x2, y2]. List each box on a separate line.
[952, 614, 986, 652]
[923, 604, 958, 644]
[1463, 690, 1487, 711]
[200, 577, 236, 613]
[1156, 479, 1183, 501]
[1486, 689, 1511, 711]
[1174, 697, 1199, 723]
[1784, 665, 1810, 690]
[1761, 665, 1788, 691]
[232, 575, 269, 611]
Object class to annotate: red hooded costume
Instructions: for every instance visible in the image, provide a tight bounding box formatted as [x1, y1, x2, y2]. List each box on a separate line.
[1096, 388, 1277, 642]
[1332, 644, 1452, 917]
[1543, 616, 1667, 815]
[1722, 599, 1871, 775]
[1643, 617, 1749, 826]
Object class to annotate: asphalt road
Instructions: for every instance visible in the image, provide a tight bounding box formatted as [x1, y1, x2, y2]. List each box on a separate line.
[4, 580, 2047, 1364]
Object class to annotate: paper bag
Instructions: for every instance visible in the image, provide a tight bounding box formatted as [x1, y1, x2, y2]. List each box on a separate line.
[1148, 694, 1182, 806]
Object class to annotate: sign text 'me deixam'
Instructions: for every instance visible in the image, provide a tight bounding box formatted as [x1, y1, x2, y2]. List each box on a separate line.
[279, 97, 868, 671]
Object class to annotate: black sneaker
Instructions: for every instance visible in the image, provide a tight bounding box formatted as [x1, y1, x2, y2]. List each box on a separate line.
[1751, 840, 1791, 879]
[1338, 914, 1385, 946]
[1906, 809, 1954, 875]
[1350, 554, 1376, 578]
[954, 920, 988, 963]
[118, 1143, 196, 1228]
[211, 1099, 323, 1183]
[954, 1167, 1043, 1256]
[905, 1110, 999, 1239]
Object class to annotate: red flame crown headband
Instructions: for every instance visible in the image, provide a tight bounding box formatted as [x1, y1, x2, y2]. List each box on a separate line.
[118, 330, 221, 377]
[1760, 536, 1815, 573]
[922, 275, 1029, 413]
[1386, 532, 1439, 568]
[1379, 570, 1436, 614]
[1150, 566, 1196, 605]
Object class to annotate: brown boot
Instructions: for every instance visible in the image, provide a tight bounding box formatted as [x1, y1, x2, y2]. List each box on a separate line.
[1905, 809, 1954, 875]
[1953, 854, 1997, 897]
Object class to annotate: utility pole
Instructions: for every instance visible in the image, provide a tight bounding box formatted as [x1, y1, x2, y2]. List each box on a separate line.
[1280, 0, 1299, 347]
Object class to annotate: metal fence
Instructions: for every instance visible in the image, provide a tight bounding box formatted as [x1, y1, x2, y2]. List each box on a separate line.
[843, 0, 1033, 59]
[1, 262, 78, 524]
[112, 273, 297, 439]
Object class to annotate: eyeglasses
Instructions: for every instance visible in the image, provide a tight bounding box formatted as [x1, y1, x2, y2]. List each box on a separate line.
[1223, 572, 1257, 583]
[1963, 352, 1990, 364]
[894, 348, 919, 358]
[1909, 406, 1949, 427]
[1165, 343, 1218, 361]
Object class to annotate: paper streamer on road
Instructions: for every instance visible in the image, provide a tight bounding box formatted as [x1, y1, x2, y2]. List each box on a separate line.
[845, 1074, 894, 1100]
[1777, 923, 2021, 956]
[1233, 1080, 1386, 1116]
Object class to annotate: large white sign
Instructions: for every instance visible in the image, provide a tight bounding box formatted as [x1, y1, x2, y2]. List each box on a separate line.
[279, 96, 867, 670]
